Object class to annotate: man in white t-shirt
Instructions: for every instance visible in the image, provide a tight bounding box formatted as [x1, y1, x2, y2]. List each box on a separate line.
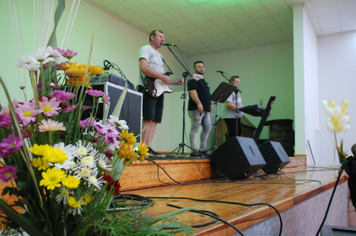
[221, 76, 243, 140]
[138, 30, 182, 156]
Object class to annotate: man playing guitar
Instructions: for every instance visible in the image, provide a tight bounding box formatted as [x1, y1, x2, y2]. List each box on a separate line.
[138, 29, 183, 157]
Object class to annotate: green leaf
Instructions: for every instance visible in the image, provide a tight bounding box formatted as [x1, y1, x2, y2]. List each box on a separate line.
[47, 0, 65, 47]
[0, 199, 46, 236]
[111, 83, 128, 118]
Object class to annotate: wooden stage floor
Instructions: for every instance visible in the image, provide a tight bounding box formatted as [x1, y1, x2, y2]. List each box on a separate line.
[120, 158, 349, 235]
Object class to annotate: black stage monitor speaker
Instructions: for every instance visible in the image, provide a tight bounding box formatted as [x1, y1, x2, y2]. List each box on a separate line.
[259, 141, 290, 174]
[210, 136, 266, 180]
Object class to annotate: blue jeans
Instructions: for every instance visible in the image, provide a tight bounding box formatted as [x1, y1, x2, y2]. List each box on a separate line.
[188, 110, 212, 151]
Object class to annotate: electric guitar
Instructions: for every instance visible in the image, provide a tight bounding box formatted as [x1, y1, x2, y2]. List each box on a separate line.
[144, 72, 200, 98]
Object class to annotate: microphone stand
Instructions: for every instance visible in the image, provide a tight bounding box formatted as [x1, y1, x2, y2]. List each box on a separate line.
[164, 46, 196, 156]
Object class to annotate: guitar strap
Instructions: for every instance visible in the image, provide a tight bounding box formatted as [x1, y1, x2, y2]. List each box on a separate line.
[161, 57, 173, 75]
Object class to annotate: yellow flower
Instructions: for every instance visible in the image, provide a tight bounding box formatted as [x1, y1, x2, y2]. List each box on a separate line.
[137, 142, 149, 162]
[82, 193, 93, 205]
[66, 76, 92, 88]
[118, 143, 138, 166]
[64, 62, 86, 77]
[62, 175, 80, 189]
[44, 147, 68, 164]
[29, 144, 51, 156]
[39, 167, 66, 190]
[119, 129, 136, 145]
[68, 196, 81, 208]
[32, 157, 50, 171]
[88, 64, 106, 75]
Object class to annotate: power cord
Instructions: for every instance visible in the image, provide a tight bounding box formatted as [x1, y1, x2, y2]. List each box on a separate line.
[146, 196, 283, 236]
[167, 204, 244, 235]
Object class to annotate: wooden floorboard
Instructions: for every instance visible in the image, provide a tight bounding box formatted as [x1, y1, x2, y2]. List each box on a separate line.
[121, 162, 348, 235]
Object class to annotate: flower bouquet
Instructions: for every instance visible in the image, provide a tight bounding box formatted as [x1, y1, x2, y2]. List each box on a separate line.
[0, 37, 193, 236]
[320, 99, 351, 165]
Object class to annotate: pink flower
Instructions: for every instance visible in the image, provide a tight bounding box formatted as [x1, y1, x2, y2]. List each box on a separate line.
[62, 105, 77, 113]
[82, 105, 89, 111]
[38, 119, 66, 132]
[50, 90, 76, 103]
[16, 100, 42, 126]
[85, 89, 105, 97]
[103, 93, 110, 106]
[62, 49, 77, 60]
[39, 97, 61, 116]
[0, 166, 18, 183]
[79, 118, 96, 129]
[0, 134, 24, 158]
[37, 81, 43, 93]
[0, 99, 18, 116]
[0, 114, 12, 128]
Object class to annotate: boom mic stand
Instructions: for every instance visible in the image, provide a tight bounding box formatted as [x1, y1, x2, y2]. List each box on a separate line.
[164, 45, 195, 156]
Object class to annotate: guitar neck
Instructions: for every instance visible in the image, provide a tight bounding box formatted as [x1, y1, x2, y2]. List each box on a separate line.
[169, 76, 193, 85]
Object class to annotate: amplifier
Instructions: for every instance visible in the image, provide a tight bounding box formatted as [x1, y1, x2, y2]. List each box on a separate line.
[83, 82, 142, 142]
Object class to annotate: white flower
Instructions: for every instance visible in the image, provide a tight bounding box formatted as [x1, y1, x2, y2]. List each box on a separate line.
[97, 154, 110, 170]
[79, 167, 91, 178]
[56, 186, 70, 204]
[80, 156, 94, 167]
[32, 46, 55, 64]
[108, 115, 129, 129]
[16, 55, 40, 71]
[53, 143, 76, 170]
[88, 175, 104, 189]
[75, 140, 93, 157]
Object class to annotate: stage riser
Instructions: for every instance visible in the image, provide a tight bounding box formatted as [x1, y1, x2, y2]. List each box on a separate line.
[120, 157, 305, 191]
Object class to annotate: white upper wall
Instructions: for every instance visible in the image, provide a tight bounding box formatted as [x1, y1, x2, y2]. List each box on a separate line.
[303, 7, 319, 165]
[318, 30, 356, 165]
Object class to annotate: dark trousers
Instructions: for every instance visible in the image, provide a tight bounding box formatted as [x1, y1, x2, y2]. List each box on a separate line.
[223, 118, 242, 140]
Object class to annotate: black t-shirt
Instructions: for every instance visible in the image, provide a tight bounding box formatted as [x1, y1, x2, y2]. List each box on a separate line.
[187, 78, 211, 111]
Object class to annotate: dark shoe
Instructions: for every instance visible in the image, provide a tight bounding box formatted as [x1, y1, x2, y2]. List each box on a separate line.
[199, 149, 210, 157]
[148, 147, 164, 157]
[190, 150, 201, 157]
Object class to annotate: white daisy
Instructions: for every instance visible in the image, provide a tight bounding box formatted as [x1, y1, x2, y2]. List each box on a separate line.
[16, 55, 41, 71]
[97, 154, 111, 171]
[75, 140, 93, 157]
[108, 115, 129, 129]
[88, 175, 104, 189]
[56, 186, 70, 204]
[32, 46, 55, 64]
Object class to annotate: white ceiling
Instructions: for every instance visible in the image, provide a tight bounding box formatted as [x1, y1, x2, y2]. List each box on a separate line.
[87, 0, 356, 55]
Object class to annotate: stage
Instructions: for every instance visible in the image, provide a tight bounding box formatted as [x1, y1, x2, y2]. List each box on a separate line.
[120, 156, 349, 235]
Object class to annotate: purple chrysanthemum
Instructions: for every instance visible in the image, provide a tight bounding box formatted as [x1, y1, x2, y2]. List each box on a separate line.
[0, 165, 18, 183]
[62, 49, 77, 60]
[0, 134, 24, 158]
[63, 105, 77, 113]
[50, 90, 76, 103]
[85, 89, 105, 97]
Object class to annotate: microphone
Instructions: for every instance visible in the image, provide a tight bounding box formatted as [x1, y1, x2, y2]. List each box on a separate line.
[162, 42, 176, 46]
[216, 69, 225, 73]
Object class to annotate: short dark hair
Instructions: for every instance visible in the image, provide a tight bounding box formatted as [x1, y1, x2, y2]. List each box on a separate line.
[193, 61, 204, 68]
[149, 29, 163, 42]
[229, 75, 239, 83]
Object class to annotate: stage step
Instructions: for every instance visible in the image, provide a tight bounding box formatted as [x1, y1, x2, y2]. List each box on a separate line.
[120, 156, 306, 191]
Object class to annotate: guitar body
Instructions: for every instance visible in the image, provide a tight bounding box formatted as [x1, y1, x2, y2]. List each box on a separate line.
[144, 73, 194, 98]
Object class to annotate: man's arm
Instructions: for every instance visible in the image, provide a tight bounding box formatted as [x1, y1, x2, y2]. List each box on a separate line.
[139, 58, 170, 84]
[189, 89, 204, 113]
